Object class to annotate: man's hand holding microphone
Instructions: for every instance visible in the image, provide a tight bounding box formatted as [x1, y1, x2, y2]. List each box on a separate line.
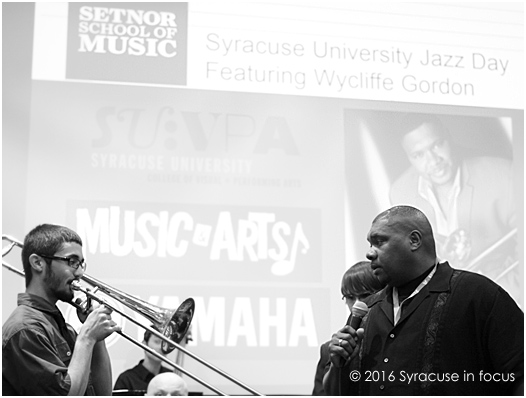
[328, 301, 368, 367]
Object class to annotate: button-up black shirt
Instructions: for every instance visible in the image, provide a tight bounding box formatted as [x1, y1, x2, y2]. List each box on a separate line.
[341, 262, 523, 395]
[2, 293, 95, 395]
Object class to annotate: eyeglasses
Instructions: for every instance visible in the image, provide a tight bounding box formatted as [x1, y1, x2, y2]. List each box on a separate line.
[38, 254, 87, 271]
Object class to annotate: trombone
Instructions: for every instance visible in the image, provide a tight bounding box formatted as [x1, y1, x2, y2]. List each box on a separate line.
[2, 235, 263, 396]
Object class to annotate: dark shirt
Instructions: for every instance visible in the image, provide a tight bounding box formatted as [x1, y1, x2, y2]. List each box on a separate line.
[113, 360, 173, 395]
[312, 341, 330, 395]
[314, 313, 355, 395]
[2, 293, 95, 395]
[340, 262, 523, 395]
[396, 263, 435, 302]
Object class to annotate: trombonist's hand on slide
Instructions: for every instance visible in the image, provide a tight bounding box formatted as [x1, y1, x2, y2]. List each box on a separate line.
[328, 325, 364, 367]
[73, 287, 121, 343]
[79, 304, 121, 343]
[75, 286, 98, 323]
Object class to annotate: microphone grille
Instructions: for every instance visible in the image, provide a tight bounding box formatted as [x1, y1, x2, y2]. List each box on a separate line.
[351, 300, 369, 318]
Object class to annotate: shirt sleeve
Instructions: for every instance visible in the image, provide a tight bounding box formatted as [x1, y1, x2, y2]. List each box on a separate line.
[3, 327, 72, 395]
[485, 287, 524, 379]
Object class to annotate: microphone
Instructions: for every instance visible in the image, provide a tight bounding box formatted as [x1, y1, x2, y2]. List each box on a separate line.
[334, 301, 370, 369]
[349, 301, 369, 330]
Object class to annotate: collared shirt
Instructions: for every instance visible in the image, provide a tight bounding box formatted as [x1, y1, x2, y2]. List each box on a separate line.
[2, 293, 95, 395]
[343, 262, 523, 396]
[417, 167, 461, 236]
[113, 360, 173, 395]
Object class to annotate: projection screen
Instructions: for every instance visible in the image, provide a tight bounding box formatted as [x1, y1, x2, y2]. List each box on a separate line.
[2, 3, 523, 395]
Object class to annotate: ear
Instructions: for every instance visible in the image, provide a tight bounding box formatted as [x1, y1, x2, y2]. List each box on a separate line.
[29, 254, 45, 274]
[409, 230, 422, 251]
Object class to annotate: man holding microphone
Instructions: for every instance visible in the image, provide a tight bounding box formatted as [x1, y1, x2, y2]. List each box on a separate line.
[323, 206, 523, 395]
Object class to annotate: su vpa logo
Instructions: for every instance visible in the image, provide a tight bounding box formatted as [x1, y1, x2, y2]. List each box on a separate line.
[66, 3, 188, 85]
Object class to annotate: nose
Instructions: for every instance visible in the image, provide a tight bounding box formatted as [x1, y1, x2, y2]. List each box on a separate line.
[73, 266, 85, 278]
[425, 149, 441, 166]
[366, 248, 376, 260]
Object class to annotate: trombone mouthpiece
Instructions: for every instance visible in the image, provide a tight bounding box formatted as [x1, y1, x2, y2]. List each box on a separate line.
[71, 280, 82, 290]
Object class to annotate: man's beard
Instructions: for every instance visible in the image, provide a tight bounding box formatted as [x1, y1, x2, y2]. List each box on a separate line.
[44, 265, 74, 302]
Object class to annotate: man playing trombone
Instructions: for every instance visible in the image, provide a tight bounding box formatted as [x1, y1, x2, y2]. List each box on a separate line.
[2, 224, 121, 395]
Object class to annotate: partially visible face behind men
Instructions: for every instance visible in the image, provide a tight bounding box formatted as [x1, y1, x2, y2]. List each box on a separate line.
[342, 290, 376, 312]
[402, 122, 456, 186]
[342, 294, 357, 312]
[145, 333, 167, 363]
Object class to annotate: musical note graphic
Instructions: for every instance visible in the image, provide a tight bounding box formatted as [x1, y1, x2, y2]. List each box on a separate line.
[271, 222, 310, 276]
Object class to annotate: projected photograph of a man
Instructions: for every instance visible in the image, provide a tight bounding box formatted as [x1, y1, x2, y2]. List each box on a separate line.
[343, 110, 520, 306]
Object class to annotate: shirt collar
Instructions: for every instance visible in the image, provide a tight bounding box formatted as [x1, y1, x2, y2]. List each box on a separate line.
[136, 360, 172, 380]
[17, 292, 61, 316]
[135, 360, 153, 380]
[367, 262, 454, 323]
[368, 286, 392, 307]
[393, 264, 437, 325]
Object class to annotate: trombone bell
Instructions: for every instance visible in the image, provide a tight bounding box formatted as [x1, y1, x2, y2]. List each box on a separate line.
[163, 298, 195, 354]
[79, 273, 194, 354]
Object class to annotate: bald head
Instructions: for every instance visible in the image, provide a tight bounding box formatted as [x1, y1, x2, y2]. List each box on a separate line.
[366, 206, 437, 286]
[373, 206, 436, 256]
[146, 372, 188, 396]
